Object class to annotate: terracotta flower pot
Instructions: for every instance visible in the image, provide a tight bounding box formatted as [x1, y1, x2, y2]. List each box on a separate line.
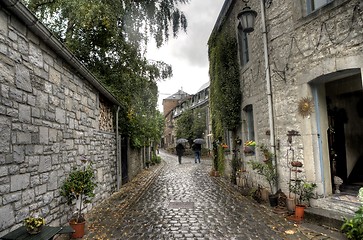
[291, 161, 303, 167]
[294, 204, 306, 220]
[69, 220, 86, 239]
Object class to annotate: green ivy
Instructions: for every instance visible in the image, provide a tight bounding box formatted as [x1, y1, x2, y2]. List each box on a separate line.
[208, 31, 241, 169]
[217, 145, 225, 173]
[209, 33, 241, 131]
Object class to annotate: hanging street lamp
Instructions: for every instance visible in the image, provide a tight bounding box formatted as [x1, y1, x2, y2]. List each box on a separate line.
[237, 0, 258, 33]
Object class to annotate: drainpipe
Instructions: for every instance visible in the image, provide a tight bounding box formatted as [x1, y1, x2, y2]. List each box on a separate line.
[116, 106, 121, 190]
[260, 0, 277, 191]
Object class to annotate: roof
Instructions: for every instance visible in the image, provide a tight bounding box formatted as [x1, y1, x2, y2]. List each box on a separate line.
[210, 0, 234, 37]
[197, 82, 210, 92]
[1, 0, 121, 106]
[164, 90, 190, 100]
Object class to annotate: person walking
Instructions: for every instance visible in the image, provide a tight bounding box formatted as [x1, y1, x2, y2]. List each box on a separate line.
[192, 143, 202, 163]
[175, 143, 185, 164]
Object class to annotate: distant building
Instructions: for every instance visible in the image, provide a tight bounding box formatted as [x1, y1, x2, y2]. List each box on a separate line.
[162, 83, 211, 150]
[162, 90, 190, 148]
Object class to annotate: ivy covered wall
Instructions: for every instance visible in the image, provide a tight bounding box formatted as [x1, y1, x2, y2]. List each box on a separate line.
[208, 27, 241, 174]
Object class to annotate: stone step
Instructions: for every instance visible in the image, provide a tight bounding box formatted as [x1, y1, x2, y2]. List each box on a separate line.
[311, 193, 360, 216]
[304, 207, 353, 230]
[303, 193, 360, 233]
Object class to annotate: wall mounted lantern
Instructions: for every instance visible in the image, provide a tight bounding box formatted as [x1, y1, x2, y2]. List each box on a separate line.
[237, 0, 257, 33]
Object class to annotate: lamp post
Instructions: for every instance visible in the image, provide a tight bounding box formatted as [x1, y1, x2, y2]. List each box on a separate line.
[237, 0, 257, 33]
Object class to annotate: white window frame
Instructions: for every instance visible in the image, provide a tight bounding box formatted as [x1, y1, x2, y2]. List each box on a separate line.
[307, 0, 334, 14]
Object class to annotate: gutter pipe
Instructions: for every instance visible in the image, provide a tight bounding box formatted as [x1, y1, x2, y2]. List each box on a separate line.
[260, 0, 277, 192]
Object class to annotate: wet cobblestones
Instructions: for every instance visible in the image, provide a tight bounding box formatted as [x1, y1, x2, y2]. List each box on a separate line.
[80, 151, 345, 240]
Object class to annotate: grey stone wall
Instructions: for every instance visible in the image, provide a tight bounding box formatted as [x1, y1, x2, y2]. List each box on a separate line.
[215, 0, 363, 195]
[128, 147, 144, 181]
[0, 7, 117, 236]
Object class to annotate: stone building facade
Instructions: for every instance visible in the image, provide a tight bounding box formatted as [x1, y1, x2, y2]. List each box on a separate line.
[162, 90, 189, 149]
[211, 0, 363, 202]
[162, 84, 211, 151]
[0, 1, 124, 236]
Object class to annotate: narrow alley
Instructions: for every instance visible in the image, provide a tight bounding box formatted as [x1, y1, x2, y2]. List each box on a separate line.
[81, 151, 344, 240]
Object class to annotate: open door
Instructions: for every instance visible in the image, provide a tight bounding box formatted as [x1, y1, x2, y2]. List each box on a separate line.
[325, 74, 363, 192]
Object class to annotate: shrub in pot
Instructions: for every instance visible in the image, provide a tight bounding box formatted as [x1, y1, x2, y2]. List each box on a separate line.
[289, 179, 317, 220]
[249, 152, 278, 207]
[60, 160, 97, 238]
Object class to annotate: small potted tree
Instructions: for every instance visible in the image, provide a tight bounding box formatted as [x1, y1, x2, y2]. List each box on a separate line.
[289, 179, 317, 220]
[249, 151, 278, 207]
[60, 159, 97, 238]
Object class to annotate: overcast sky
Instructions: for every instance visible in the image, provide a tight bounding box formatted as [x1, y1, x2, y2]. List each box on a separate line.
[146, 0, 225, 112]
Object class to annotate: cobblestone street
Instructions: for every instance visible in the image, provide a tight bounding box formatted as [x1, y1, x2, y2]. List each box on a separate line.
[81, 151, 344, 240]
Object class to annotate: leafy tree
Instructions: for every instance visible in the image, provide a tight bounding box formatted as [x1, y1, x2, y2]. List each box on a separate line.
[192, 108, 207, 138]
[175, 108, 207, 141]
[23, 0, 189, 147]
[175, 109, 194, 140]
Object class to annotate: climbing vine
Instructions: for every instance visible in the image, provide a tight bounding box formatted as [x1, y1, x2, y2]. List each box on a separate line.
[208, 31, 241, 171]
[209, 33, 241, 132]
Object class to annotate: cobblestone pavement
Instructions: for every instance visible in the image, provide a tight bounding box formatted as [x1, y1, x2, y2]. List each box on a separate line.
[79, 151, 345, 240]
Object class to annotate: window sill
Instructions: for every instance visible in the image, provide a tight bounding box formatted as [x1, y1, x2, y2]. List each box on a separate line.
[295, 0, 350, 29]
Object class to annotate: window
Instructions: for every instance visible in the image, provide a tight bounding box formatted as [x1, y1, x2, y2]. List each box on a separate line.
[237, 23, 249, 66]
[243, 105, 255, 141]
[307, 0, 333, 13]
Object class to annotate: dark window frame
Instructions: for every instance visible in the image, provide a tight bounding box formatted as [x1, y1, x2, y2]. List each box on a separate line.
[237, 23, 249, 67]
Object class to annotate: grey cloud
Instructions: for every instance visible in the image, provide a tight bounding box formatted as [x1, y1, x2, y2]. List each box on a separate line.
[170, 0, 224, 67]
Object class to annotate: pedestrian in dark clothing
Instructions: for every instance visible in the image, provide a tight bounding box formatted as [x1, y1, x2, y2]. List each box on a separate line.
[176, 143, 185, 164]
[192, 143, 202, 163]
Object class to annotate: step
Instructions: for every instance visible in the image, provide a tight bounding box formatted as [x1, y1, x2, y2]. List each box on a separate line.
[311, 193, 360, 216]
[304, 207, 353, 230]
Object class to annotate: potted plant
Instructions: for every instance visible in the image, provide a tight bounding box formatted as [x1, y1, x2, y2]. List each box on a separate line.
[289, 179, 317, 220]
[23, 216, 45, 234]
[60, 160, 97, 238]
[244, 140, 256, 154]
[259, 144, 274, 162]
[248, 158, 278, 207]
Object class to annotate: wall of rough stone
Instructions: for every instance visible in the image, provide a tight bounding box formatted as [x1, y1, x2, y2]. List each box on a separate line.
[214, 0, 363, 196]
[0, 6, 118, 236]
[128, 146, 146, 181]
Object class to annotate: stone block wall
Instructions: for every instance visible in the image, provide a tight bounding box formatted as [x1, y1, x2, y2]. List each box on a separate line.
[214, 0, 363, 195]
[0, 6, 117, 236]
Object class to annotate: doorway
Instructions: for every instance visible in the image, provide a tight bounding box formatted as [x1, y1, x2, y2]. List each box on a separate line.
[121, 136, 129, 184]
[325, 74, 363, 192]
